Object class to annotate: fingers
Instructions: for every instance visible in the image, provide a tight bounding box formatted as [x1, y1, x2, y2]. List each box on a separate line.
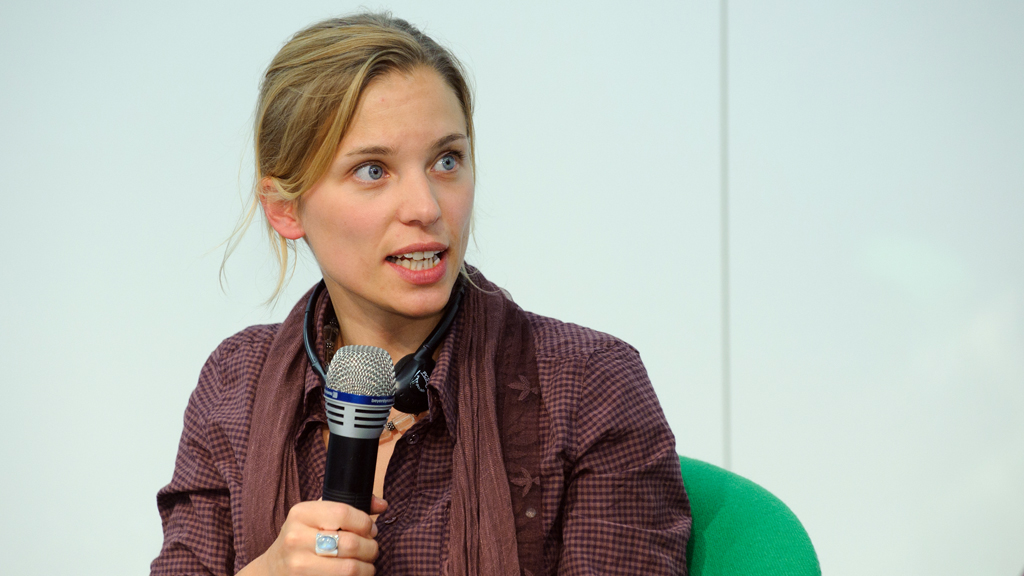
[272, 552, 377, 576]
[279, 525, 378, 564]
[370, 496, 389, 515]
[290, 500, 374, 538]
[262, 500, 381, 575]
[316, 530, 380, 562]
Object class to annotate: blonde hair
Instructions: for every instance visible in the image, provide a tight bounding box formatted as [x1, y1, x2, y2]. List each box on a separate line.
[222, 13, 475, 300]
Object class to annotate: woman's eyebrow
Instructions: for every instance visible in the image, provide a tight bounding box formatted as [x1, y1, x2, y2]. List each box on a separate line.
[433, 133, 467, 149]
[344, 134, 466, 157]
[345, 145, 395, 157]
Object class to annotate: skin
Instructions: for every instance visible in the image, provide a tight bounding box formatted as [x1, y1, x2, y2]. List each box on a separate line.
[264, 66, 474, 365]
[245, 67, 475, 575]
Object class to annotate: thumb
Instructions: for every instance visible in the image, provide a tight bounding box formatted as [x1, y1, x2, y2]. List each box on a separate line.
[370, 495, 389, 515]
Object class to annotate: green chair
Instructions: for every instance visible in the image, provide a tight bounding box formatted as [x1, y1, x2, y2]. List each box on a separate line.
[679, 456, 821, 576]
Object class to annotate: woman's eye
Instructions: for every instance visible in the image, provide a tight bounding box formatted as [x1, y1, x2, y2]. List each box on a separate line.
[354, 164, 385, 181]
[434, 154, 458, 172]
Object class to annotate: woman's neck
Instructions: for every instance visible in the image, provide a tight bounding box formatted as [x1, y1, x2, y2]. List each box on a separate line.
[330, 302, 443, 364]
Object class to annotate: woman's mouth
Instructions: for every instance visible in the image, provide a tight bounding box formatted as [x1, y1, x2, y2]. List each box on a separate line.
[386, 249, 445, 271]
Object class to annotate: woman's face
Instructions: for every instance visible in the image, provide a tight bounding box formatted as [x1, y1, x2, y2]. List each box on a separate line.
[286, 67, 474, 326]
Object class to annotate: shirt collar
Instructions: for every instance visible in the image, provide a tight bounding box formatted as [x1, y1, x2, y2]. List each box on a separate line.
[425, 301, 464, 439]
[302, 281, 463, 438]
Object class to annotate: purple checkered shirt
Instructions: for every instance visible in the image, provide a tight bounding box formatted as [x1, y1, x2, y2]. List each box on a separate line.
[151, 293, 690, 575]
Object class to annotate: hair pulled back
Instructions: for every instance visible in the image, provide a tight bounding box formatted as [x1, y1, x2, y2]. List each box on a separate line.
[225, 13, 474, 299]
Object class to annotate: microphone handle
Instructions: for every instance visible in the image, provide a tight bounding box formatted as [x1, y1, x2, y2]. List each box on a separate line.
[323, 433, 379, 514]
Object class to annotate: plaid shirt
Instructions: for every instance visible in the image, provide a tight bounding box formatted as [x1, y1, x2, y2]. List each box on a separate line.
[151, 296, 690, 575]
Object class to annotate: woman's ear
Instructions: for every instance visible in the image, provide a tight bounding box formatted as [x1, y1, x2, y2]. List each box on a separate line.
[260, 178, 305, 240]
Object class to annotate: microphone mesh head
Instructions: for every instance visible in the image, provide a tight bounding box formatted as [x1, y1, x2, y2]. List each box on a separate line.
[325, 345, 396, 396]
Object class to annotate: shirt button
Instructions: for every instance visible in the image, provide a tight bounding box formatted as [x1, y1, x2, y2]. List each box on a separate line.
[525, 507, 537, 519]
[406, 433, 419, 445]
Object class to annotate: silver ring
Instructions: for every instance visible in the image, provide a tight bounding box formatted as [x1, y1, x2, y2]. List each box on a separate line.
[315, 532, 340, 557]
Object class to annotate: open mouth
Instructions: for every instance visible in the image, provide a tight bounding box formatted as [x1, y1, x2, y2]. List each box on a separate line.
[386, 249, 445, 271]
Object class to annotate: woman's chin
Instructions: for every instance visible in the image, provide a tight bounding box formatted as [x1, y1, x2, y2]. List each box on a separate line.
[391, 283, 458, 320]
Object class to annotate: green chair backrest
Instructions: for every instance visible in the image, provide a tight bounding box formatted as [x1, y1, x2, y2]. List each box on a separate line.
[679, 456, 821, 576]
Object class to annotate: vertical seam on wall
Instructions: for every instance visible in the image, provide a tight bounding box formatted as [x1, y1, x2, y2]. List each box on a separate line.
[720, 0, 732, 471]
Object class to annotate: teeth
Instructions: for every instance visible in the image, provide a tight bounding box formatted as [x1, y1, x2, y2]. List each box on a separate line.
[390, 252, 442, 271]
[395, 250, 439, 261]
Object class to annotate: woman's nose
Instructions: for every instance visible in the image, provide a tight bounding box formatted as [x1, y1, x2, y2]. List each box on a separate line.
[397, 172, 442, 226]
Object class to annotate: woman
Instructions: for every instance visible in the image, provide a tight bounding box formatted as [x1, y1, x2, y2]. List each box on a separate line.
[152, 13, 689, 576]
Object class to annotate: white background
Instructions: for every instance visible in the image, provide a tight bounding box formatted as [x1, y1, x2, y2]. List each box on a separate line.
[1, 1, 1021, 574]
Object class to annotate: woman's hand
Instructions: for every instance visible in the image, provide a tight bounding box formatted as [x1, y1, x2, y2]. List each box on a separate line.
[240, 496, 388, 576]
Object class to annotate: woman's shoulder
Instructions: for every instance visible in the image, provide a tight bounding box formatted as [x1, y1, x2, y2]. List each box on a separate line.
[207, 323, 281, 366]
[187, 323, 282, 416]
[518, 309, 670, 468]
[471, 271, 634, 361]
[521, 310, 636, 362]
[517, 309, 658, 412]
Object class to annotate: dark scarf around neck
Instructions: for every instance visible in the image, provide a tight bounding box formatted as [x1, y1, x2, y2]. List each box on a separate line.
[239, 271, 543, 575]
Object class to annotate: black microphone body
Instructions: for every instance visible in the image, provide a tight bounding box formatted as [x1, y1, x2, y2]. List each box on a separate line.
[323, 433, 380, 512]
[322, 346, 396, 514]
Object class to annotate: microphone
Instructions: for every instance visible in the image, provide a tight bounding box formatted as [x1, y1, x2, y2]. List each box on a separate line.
[322, 345, 396, 513]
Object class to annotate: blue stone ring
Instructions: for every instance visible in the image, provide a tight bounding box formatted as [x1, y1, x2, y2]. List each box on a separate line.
[315, 532, 340, 557]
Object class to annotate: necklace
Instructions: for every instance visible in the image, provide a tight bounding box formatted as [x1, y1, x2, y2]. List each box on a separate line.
[322, 318, 340, 366]
[379, 408, 425, 444]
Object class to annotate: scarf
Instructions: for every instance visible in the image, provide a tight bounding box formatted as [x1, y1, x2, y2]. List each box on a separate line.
[240, 270, 542, 575]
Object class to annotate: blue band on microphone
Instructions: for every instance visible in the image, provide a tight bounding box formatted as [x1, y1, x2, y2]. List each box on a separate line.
[324, 389, 395, 406]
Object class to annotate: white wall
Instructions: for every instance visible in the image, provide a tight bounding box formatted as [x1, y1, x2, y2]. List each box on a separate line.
[0, 1, 1020, 575]
[727, 2, 1024, 573]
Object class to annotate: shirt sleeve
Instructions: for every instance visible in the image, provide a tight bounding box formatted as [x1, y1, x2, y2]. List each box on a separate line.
[150, 350, 237, 576]
[558, 341, 691, 575]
